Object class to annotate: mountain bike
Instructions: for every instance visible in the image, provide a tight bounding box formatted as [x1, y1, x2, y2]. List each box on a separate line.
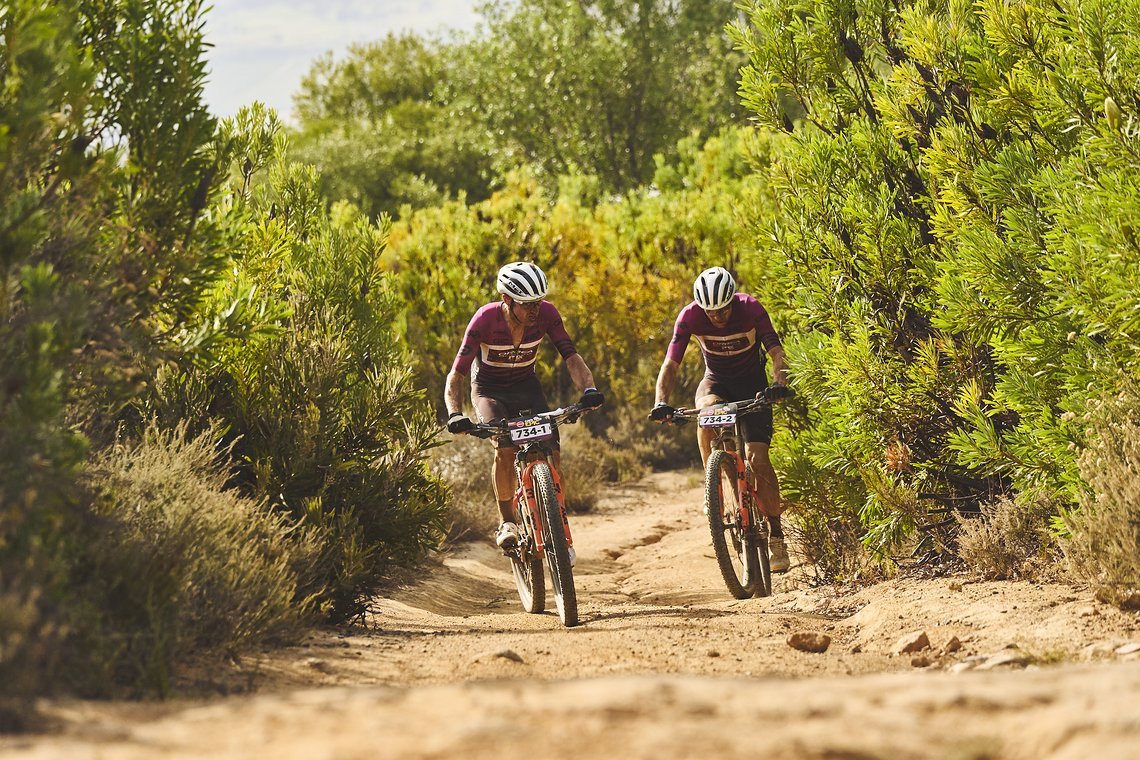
[667, 397, 774, 599]
[467, 403, 594, 627]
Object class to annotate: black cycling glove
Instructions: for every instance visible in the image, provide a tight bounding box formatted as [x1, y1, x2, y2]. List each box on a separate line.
[447, 413, 475, 434]
[762, 384, 794, 402]
[649, 402, 675, 422]
[580, 387, 605, 409]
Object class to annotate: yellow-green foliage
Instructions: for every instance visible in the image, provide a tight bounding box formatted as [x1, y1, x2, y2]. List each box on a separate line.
[386, 128, 774, 452]
[732, 0, 1140, 573]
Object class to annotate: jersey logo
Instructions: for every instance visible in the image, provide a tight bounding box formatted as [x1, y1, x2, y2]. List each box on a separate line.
[696, 328, 756, 356]
[482, 339, 541, 368]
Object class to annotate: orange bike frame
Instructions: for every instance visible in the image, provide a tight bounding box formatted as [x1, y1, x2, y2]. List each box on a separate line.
[717, 437, 758, 532]
[512, 453, 574, 554]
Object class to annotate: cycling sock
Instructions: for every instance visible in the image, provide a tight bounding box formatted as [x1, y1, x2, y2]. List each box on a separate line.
[768, 514, 784, 538]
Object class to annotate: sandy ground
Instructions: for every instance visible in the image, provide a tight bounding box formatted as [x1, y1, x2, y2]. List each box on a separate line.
[5, 471, 1139, 759]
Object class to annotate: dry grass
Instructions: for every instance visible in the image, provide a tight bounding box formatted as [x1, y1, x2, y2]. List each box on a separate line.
[429, 433, 497, 542]
[75, 421, 322, 693]
[955, 497, 1059, 581]
[1064, 399, 1140, 609]
[787, 510, 881, 586]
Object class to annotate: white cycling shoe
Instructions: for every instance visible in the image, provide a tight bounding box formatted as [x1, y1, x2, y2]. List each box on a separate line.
[768, 536, 790, 573]
[495, 521, 520, 549]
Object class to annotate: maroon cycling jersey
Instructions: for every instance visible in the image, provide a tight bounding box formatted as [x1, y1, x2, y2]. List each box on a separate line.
[452, 301, 577, 389]
[666, 293, 781, 378]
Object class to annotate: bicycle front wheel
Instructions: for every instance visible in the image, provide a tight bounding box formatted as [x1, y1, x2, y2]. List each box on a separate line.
[755, 529, 772, 598]
[532, 462, 578, 627]
[745, 462, 773, 599]
[511, 542, 545, 613]
[705, 450, 760, 599]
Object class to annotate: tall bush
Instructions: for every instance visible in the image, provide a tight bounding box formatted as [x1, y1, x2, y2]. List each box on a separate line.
[732, 0, 1140, 572]
[2, 0, 454, 711]
[2, 0, 233, 709]
[151, 108, 451, 621]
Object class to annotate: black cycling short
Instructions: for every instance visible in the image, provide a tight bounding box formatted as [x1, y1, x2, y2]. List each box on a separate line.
[472, 375, 560, 449]
[695, 373, 773, 445]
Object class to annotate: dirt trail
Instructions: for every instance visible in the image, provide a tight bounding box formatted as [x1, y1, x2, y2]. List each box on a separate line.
[5, 471, 1140, 759]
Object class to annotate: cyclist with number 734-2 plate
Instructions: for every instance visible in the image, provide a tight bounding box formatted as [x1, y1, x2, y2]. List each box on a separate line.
[650, 266, 794, 573]
[444, 262, 604, 559]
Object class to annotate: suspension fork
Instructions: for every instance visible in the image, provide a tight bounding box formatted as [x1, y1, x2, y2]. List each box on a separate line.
[514, 454, 574, 554]
[733, 452, 756, 532]
[725, 426, 755, 533]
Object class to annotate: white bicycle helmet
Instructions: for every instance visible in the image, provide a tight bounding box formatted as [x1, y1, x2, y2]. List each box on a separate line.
[693, 266, 736, 310]
[496, 261, 548, 302]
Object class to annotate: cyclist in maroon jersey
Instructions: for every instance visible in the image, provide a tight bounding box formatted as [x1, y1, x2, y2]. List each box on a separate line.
[444, 262, 604, 554]
[649, 266, 793, 572]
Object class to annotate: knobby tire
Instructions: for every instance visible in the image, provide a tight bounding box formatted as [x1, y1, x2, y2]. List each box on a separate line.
[705, 450, 760, 599]
[511, 539, 545, 613]
[755, 530, 772, 598]
[532, 462, 578, 627]
[743, 462, 773, 599]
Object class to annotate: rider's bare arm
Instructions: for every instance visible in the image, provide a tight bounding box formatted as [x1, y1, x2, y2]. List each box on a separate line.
[444, 368, 466, 416]
[565, 353, 597, 392]
[767, 345, 789, 386]
[654, 357, 680, 405]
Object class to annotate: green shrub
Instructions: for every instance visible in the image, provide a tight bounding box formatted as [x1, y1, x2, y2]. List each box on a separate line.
[148, 112, 452, 621]
[730, 0, 1140, 567]
[1, 0, 234, 709]
[777, 428, 875, 584]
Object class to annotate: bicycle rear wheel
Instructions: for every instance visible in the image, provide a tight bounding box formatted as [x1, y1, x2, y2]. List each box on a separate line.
[705, 450, 761, 599]
[532, 462, 578, 627]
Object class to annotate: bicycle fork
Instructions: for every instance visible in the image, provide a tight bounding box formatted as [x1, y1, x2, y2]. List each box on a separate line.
[512, 461, 574, 556]
[733, 454, 756, 533]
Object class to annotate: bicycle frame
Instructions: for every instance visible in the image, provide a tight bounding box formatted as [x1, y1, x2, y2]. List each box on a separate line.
[467, 403, 592, 626]
[675, 397, 772, 536]
[470, 404, 590, 555]
[668, 396, 775, 598]
[512, 444, 571, 555]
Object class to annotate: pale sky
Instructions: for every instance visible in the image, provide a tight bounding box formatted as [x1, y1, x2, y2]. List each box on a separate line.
[202, 1, 482, 123]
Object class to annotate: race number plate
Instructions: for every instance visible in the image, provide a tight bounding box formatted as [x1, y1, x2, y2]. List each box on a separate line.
[698, 403, 738, 428]
[508, 417, 554, 442]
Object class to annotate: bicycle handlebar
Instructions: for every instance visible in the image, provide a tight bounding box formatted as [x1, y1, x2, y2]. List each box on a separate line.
[466, 402, 597, 440]
[666, 396, 773, 425]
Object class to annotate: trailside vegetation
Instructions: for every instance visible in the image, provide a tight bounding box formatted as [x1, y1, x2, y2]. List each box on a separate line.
[730, 0, 1140, 571]
[1, 0, 446, 716]
[5, 0, 1140, 716]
